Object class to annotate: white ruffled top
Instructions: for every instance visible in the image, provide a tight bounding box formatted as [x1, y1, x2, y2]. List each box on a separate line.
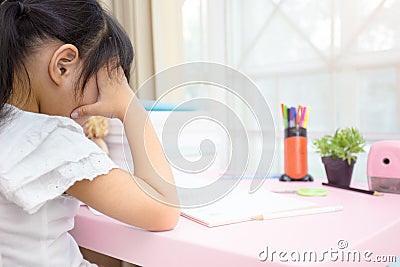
[0, 105, 117, 267]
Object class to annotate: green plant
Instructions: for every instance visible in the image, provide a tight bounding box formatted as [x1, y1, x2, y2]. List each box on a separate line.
[313, 127, 366, 165]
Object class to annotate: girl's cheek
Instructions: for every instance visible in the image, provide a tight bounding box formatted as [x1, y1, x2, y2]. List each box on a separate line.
[71, 79, 98, 126]
[82, 78, 99, 105]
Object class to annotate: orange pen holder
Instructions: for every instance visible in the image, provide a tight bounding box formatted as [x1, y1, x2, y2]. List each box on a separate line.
[280, 127, 313, 182]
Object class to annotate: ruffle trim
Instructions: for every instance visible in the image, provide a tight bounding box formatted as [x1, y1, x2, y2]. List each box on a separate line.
[0, 106, 83, 173]
[15, 152, 117, 214]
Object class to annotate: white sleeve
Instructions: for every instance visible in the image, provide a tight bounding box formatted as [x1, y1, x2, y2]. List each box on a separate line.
[0, 115, 118, 214]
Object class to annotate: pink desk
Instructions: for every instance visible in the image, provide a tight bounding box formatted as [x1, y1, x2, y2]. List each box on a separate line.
[70, 179, 400, 267]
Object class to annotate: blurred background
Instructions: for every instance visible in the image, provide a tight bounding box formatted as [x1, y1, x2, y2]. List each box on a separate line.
[103, 0, 400, 183]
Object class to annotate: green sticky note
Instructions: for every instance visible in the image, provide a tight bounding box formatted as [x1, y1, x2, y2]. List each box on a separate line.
[297, 188, 327, 196]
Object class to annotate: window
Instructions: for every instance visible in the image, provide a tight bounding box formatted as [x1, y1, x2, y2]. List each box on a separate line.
[180, 0, 400, 181]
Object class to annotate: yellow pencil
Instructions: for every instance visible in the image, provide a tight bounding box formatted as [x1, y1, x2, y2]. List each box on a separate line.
[303, 107, 310, 128]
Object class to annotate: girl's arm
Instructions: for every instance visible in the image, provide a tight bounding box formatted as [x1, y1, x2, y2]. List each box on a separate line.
[66, 68, 180, 231]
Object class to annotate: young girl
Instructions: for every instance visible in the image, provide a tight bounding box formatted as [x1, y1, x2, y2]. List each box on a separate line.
[0, 0, 180, 266]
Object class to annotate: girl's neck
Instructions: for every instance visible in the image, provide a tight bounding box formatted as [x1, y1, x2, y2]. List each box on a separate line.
[8, 91, 40, 113]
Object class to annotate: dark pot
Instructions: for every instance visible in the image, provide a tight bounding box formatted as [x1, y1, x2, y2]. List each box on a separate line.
[321, 157, 355, 187]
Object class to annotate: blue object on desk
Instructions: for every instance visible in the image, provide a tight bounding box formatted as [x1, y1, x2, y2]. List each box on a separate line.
[139, 99, 197, 111]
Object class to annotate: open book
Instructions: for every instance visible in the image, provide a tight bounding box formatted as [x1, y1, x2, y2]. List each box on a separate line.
[181, 189, 343, 227]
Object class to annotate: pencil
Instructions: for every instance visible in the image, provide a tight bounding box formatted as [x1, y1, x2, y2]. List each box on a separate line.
[303, 107, 310, 128]
[296, 105, 302, 126]
[280, 103, 285, 119]
[322, 182, 383, 196]
[283, 104, 288, 128]
[300, 106, 307, 127]
[251, 205, 343, 220]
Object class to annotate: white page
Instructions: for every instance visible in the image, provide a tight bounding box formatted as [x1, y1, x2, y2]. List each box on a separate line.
[181, 187, 319, 227]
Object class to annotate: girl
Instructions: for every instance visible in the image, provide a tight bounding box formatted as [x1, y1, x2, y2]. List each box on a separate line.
[0, 0, 180, 266]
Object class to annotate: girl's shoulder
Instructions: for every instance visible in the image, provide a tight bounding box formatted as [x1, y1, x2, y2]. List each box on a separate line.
[0, 104, 99, 175]
[0, 104, 83, 138]
[0, 105, 117, 214]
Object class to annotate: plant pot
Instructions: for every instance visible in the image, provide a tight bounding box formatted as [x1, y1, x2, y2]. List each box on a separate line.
[321, 157, 355, 187]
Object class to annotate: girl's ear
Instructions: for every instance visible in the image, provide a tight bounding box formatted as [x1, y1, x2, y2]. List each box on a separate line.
[48, 44, 79, 86]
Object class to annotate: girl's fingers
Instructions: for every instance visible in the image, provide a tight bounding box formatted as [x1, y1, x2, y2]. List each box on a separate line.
[71, 102, 101, 119]
[71, 66, 131, 120]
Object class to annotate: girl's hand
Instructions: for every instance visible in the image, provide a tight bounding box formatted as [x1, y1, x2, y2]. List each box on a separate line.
[71, 66, 134, 122]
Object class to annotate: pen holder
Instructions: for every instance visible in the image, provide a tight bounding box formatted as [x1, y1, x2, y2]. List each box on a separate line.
[280, 127, 313, 182]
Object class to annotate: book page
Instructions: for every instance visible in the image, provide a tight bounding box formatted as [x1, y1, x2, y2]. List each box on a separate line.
[181, 188, 318, 227]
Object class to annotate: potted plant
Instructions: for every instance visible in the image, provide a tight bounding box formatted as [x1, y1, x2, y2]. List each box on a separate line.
[313, 128, 366, 187]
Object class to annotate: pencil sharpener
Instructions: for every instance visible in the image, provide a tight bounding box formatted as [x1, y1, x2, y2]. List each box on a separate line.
[367, 141, 400, 194]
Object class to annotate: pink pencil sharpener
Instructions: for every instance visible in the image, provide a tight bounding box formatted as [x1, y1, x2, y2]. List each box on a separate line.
[367, 141, 400, 194]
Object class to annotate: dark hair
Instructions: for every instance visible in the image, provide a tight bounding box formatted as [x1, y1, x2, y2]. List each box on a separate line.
[0, 0, 134, 121]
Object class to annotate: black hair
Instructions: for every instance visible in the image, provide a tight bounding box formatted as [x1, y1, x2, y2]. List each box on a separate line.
[0, 0, 134, 121]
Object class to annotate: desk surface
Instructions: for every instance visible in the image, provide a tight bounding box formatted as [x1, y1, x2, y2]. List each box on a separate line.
[70, 179, 400, 267]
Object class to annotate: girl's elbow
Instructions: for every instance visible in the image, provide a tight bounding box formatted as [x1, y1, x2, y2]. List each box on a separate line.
[148, 206, 180, 232]
[148, 189, 180, 231]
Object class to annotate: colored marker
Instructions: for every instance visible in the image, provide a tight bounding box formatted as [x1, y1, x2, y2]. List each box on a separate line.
[283, 105, 288, 128]
[300, 106, 307, 127]
[297, 105, 302, 126]
[303, 107, 310, 128]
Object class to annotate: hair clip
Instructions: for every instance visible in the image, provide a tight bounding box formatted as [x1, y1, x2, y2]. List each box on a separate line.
[18, 1, 24, 14]
[17, 1, 29, 17]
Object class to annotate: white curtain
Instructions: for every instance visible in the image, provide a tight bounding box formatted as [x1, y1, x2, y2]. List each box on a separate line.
[100, 0, 184, 100]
